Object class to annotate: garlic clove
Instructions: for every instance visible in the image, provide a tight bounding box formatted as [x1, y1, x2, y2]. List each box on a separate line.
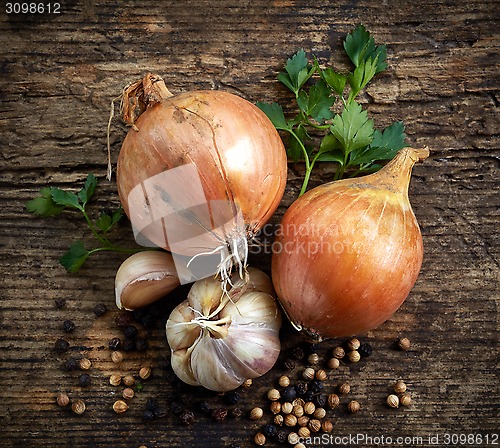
[187, 276, 225, 316]
[115, 251, 180, 310]
[230, 267, 275, 298]
[165, 301, 201, 351]
[170, 347, 201, 387]
[223, 291, 282, 325]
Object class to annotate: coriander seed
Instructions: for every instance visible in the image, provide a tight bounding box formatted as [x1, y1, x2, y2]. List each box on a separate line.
[123, 375, 135, 386]
[250, 407, 263, 420]
[322, 420, 334, 433]
[315, 369, 327, 381]
[347, 350, 361, 363]
[113, 400, 128, 414]
[394, 380, 407, 394]
[292, 398, 305, 407]
[79, 358, 91, 370]
[327, 393, 340, 409]
[274, 414, 284, 426]
[288, 432, 299, 445]
[270, 401, 281, 414]
[282, 402, 293, 414]
[292, 404, 304, 418]
[267, 388, 280, 401]
[71, 399, 85, 415]
[347, 400, 360, 414]
[254, 433, 266, 446]
[302, 367, 315, 380]
[313, 407, 326, 419]
[109, 374, 122, 386]
[122, 388, 135, 400]
[398, 337, 411, 351]
[295, 443, 306, 448]
[297, 415, 309, 427]
[304, 401, 315, 415]
[111, 351, 123, 363]
[387, 394, 399, 408]
[332, 346, 345, 359]
[307, 353, 320, 365]
[298, 426, 310, 438]
[242, 378, 252, 388]
[284, 414, 298, 427]
[327, 358, 340, 369]
[308, 418, 321, 432]
[56, 392, 70, 407]
[139, 366, 152, 380]
[338, 382, 350, 395]
[346, 338, 360, 351]
[400, 392, 412, 406]
[278, 375, 290, 387]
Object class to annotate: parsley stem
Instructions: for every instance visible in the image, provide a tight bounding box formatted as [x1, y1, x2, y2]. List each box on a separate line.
[80, 207, 110, 248]
[288, 129, 311, 197]
[88, 246, 151, 255]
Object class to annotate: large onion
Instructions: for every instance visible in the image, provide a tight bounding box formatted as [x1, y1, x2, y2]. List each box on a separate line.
[272, 147, 429, 340]
[116, 74, 287, 285]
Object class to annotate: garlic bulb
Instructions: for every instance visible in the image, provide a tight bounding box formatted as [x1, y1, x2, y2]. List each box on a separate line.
[115, 251, 180, 310]
[166, 268, 281, 392]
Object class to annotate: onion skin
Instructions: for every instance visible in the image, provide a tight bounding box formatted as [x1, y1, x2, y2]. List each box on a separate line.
[117, 87, 287, 242]
[272, 148, 429, 340]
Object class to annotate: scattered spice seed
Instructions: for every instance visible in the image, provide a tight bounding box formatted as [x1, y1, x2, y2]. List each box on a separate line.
[122, 338, 136, 352]
[358, 342, 373, 357]
[307, 353, 320, 365]
[122, 388, 135, 400]
[135, 338, 148, 352]
[313, 407, 326, 419]
[71, 399, 85, 415]
[278, 375, 290, 387]
[124, 325, 138, 339]
[170, 401, 183, 415]
[111, 351, 123, 363]
[285, 414, 298, 427]
[146, 398, 158, 411]
[109, 375, 122, 386]
[292, 398, 305, 407]
[142, 409, 155, 421]
[387, 394, 399, 408]
[332, 346, 345, 359]
[298, 426, 310, 438]
[267, 388, 280, 401]
[348, 350, 361, 363]
[123, 375, 135, 387]
[327, 393, 340, 409]
[292, 346, 305, 360]
[322, 420, 334, 432]
[302, 367, 315, 381]
[79, 358, 91, 371]
[54, 339, 70, 353]
[394, 380, 407, 394]
[108, 338, 121, 351]
[250, 407, 263, 420]
[93, 303, 107, 317]
[78, 373, 91, 387]
[230, 407, 243, 419]
[315, 369, 327, 381]
[338, 382, 351, 395]
[274, 414, 284, 426]
[63, 320, 75, 333]
[295, 382, 308, 396]
[304, 402, 315, 415]
[295, 443, 306, 448]
[64, 358, 78, 372]
[254, 433, 266, 446]
[282, 402, 293, 414]
[347, 400, 361, 414]
[309, 380, 324, 393]
[262, 424, 278, 438]
[199, 401, 211, 413]
[276, 430, 287, 443]
[113, 400, 128, 414]
[346, 338, 361, 351]
[284, 358, 296, 371]
[242, 378, 253, 388]
[288, 432, 300, 445]
[154, 406, 168, 418]
[327, 358, 340, 369]
[314, 394, 326, 408]
[115, 313, 132, 328]
[179, 409, 195, 425]
[225, 391, 240, 405]
[400, 393, 412, 406]
[292, 404, 304, 418]
[308, 419, 321, 432]
[270, 401, 281, 414]
[54, 298, 66, 309]
[56, 392, 70, 407]
[211, 408, 227, 423]
[398, 337, 411, 351]
[297, 416, 309, 427]
[139, 366, 152, 380]
[282, 385, 297, 402]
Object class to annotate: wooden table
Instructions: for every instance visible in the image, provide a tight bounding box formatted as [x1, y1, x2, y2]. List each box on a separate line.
[1, 1, 498, 447]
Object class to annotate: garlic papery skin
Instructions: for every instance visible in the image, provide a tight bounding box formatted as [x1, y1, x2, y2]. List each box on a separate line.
[115, 251, 180, 310]
[166, 268, 282, 392]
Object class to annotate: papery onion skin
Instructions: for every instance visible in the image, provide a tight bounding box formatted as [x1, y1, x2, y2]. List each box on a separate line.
[117, 88, 287, 239]
[272, 148, 429, 340]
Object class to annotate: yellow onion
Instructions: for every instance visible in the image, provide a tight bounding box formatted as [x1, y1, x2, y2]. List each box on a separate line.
[116, 74, 287, 286]
[272, 147, 429, 340]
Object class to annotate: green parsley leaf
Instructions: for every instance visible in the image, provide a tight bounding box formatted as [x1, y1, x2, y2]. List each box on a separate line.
[347, 57, 379, 101]
[95, 207, 124, 234]
[344, 25, 387, 73]
[278, 50, 315, 94]
[26, 187, 65, 217]
[256, 102, 290, 131]
[330, 101, 374, 154]
[297, 80, 335, 123]
[77, 174, 97, 206]
[50, 188, 80, 209]
[370, 121, 407, 151]
[321, 68, 347, 98]
[288, 125, 311, 162]
[59, 241, 90, 273]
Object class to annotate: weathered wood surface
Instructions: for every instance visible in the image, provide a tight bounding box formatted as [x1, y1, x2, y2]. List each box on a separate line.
[0, 1, 498, 447]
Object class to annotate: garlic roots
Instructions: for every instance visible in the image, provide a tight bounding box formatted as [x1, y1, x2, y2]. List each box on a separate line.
[166, 268, 282, 391]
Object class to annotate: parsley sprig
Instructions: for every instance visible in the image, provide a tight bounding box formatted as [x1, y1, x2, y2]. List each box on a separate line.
[26, 174, 143, 272]
[257, 25, 408, 196]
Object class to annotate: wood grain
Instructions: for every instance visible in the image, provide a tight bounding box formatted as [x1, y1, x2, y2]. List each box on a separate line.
[1, 1, 498, 447]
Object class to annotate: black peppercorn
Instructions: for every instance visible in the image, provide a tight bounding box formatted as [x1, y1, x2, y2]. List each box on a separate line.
[358, 342, 373, 358]
[230, 407, 243, 419]
[93, 303, 107, 317]
[153, 406, 168, 418]
[146, 398, 158, 411]
[115, 313, 132, 328]
[303, 390, 315, 402]
[54, 298, 66, 309]
[54, 338, 70, 353]
[142, 409, 155, 421]
[139, 313, 155, 328]
[314, 394, 327, 408]
[108, 337, 121, 351]
[282, 386, 297, 402]
[179, 410, 195, 425]
[212, 408, 228, 422]
[62, 320, 75, 333]
[292, 346, 305, 360]
[262, 424, 278, 438]
[122, 338, 135, 352]
[64, 357, 78, 371]
[199, 401, 211, 413]
[309, 380, 324, 393]
[78, 373, 91, 387]
[135, 338, 148, 352]
[276, 430, 287, 443]
[225, 391, 240, 405]
[296, 381, 308, 396]
[170, 401, 183, 415]
[124, 325, 138, 339]
[284, 358, 296, 371]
